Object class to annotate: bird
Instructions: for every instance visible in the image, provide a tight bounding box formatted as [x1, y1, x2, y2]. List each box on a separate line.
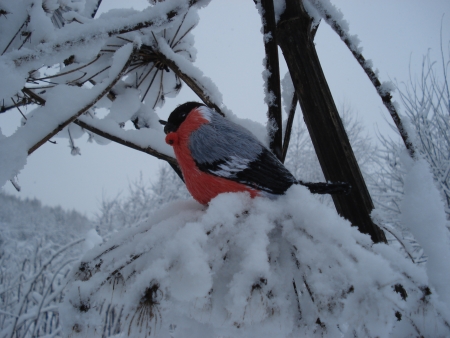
[162, 102, 350, 205]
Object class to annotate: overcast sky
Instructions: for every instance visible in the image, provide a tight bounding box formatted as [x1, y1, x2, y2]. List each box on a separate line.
[1, 0, 449, 217]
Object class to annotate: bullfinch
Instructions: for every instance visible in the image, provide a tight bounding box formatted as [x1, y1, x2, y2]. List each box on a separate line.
[163, 102, 349, 205]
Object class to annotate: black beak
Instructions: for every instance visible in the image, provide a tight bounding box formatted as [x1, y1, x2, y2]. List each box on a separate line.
[164, 122, 177, 135]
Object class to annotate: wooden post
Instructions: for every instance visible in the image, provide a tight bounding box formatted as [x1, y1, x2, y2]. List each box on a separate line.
[276, 0, 386, 243]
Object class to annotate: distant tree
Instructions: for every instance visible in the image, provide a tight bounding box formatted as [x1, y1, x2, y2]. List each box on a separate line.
[96, 168, 189, 235]
[0, 193, 89, 338]
[368, 48, 450, 262]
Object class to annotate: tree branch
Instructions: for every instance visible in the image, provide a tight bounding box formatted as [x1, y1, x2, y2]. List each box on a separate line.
[277, 0, 386, 243]
[307, 0, 415, 158]
[13, 2, 185, 66]
[157, 40, 224, 115]
[73, 118, 178, 168]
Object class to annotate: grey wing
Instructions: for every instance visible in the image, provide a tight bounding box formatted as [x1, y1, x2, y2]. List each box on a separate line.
[189, 113, 264, 178]
[189, 113, 297, 194]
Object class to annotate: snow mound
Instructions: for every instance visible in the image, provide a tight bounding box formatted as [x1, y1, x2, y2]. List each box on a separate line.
[63, 186, 450, 337]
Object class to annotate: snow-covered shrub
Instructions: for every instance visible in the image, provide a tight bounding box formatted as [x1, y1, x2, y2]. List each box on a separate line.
[64, 187, 450, 338]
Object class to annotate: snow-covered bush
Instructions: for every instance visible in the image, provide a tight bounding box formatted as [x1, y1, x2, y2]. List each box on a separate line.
[64, 187, 450, 337]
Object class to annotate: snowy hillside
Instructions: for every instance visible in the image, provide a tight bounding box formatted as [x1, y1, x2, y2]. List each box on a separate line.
[0, 193, 92, 338]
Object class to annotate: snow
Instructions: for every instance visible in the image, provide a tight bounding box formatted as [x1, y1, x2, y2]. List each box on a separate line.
[63, 186, 450, 337]
[400, 157, 450, 306]
[1, 1, 450, 336]
[0, 60, 27, 101]
[106, 88, 141, 124]
[83, 229, 103, 252]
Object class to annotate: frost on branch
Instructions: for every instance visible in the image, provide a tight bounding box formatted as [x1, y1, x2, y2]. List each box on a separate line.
[0, 0, 204, 187]
[64, 187, 449, 337]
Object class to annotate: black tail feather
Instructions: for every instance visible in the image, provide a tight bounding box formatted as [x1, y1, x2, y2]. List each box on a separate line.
[297, 180, 351, 195]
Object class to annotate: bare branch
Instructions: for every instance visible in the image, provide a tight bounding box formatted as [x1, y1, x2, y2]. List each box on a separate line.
[1, 15, 29, 55]
[281, 94, 298, 163]
[22, 88, 46, 106]
[73, 118, 178, 168]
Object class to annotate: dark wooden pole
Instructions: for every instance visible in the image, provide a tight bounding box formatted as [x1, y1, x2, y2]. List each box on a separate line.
[276, 0, 386, 243]
[260, 0, 283, 160]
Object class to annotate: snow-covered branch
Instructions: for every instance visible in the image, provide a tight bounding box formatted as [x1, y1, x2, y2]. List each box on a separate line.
[0, 44, 135, 186]
[157, 37, 224, 114]
[9, 1, 189, 67]
[305, 0, 416, 158]
[74, 115, 177, 166]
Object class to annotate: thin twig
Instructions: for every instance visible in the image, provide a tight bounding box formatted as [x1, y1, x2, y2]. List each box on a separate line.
[1, 16, 30, 55]
[10, 97, 27, 120]
[13, 5, 182, 65]
[32, 54, 101, 81]
[157, 43, 223, 115]
[380, 225, 415, 263]
[281, 94, 298, 163]
[73, 118, 178, 167]
[22, 88, 46, 106]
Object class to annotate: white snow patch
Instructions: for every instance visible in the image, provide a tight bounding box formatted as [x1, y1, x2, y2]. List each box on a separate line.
[63, 186, 450, 337]
[400, 157, 450, 307]
[83, 229, 103, 252]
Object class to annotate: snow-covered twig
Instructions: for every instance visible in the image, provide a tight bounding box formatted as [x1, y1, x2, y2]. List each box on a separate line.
[74, 117, 178, 167]
[156, 38, 224, 115]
